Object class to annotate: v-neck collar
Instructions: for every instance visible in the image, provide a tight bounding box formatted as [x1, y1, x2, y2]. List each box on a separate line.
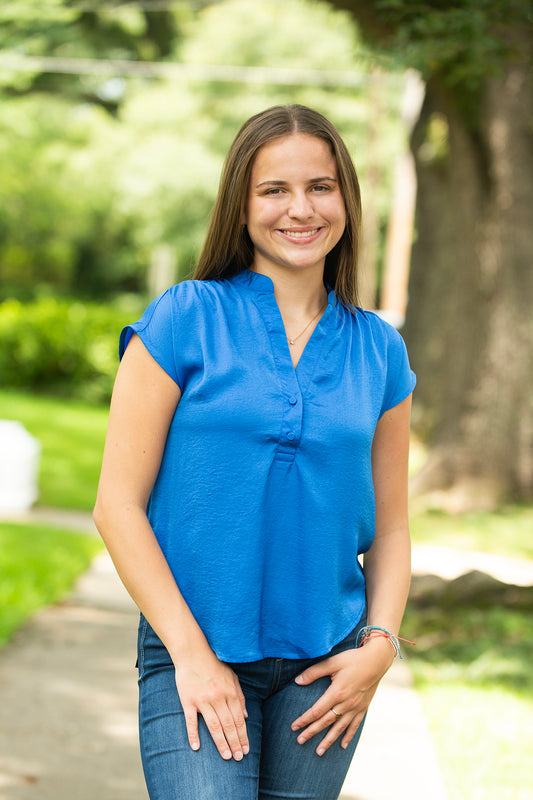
[229, 269, 341, 391]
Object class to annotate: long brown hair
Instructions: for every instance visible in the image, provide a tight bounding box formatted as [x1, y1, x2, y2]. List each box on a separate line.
[193, 105, 362, 310]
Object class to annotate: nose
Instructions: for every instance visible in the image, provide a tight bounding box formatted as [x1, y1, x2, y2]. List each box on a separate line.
[288, 190, 314, 220]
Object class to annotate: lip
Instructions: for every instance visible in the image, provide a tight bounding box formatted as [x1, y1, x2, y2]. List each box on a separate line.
[277, 227, 323, 242]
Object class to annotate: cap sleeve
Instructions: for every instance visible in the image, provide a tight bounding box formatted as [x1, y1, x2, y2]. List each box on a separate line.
[380, 326, 416, 417]
[119, 289, 181, 387]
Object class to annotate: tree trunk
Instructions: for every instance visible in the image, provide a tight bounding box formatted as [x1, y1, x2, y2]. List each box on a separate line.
[404, 30, 533, 508]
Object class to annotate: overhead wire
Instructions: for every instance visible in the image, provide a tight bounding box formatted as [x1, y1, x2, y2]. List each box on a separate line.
[0, 53, 399, 87]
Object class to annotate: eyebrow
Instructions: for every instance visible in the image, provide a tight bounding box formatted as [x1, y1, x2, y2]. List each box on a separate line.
[255, 176, 338, 188]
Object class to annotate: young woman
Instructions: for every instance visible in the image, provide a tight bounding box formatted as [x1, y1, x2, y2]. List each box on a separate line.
[94, 104, 416, 800]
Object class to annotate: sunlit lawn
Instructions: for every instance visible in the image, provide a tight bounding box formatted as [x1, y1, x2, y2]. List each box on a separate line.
[404, 438, 533, 799]
[0, 389, 107, 647]
[0, 521, 103, 648]
[0, 388, 108, 510]
[403, 601, 533, 800]
[410, 505, 533, 560]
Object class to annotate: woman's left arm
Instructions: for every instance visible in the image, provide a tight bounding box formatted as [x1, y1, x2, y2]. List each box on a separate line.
[290, 394, 413, 755]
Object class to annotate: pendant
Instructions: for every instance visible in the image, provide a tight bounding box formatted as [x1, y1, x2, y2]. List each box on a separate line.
[289, 339, 295, 345]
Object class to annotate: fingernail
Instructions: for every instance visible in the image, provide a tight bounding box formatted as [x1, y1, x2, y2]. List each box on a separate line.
[223, 750, 232, 760]
[191, 742, 199, 751]
[317, 747, 325, 757]
[297, 735, 306, 745]
[242, 745, 249, 755]
[234, 751, 243, 761]
[295, 675, 304, 684]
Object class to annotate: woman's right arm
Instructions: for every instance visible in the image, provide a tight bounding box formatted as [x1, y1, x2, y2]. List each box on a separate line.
[93, 334, 248, 761]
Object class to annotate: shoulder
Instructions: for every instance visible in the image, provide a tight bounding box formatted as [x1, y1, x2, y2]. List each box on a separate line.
[354, 307, 401, 336]
[127, 280, 227, 335]
[164, 278, 235, 312]
[351, 307, 408, 354]
[165, 278, 216, 305]
[350, 310, 416, 414]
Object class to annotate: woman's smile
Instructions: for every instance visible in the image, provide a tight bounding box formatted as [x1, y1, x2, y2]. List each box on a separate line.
[279, 227, 322, 240]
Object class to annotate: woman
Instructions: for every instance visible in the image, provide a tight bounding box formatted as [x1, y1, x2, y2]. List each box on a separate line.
[94, 104, 416, 800]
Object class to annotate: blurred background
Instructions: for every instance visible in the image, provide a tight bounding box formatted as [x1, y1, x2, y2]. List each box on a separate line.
[0, 2, 532, 799]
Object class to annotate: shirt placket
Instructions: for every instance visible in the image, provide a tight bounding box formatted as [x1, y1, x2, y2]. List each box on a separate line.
[258, 294, 304, 465]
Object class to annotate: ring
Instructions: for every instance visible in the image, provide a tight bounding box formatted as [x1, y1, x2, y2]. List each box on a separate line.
[330, 707, 343, 719]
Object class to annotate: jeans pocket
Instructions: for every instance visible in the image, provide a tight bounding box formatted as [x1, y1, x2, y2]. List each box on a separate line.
[136, 613, 150, 680]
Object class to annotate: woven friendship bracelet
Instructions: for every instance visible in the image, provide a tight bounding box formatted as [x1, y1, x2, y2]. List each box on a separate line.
[355, 625, 416, 660]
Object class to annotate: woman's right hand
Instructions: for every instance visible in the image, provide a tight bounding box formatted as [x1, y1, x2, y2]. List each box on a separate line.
[174, 654, 249, 761]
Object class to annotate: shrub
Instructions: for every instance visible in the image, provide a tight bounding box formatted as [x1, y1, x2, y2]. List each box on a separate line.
[0, 297, 142, 403]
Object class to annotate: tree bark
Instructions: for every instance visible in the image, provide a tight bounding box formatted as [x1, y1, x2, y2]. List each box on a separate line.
[404, 29, 533, 507]
[325, 0, 533, 506]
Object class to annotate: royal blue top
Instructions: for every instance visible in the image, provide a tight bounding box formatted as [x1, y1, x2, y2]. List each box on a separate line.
[120, 269, 416, 662]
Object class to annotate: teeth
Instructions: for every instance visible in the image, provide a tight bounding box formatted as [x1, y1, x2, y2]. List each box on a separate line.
[282, 228, 319, 238]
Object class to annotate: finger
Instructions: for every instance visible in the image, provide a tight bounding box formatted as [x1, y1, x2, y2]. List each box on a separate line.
[215, 705, 246, 761]
[291, 686, 340, 731]
[340, 714, 366, 750]
[314, 716, 353, 756]
[201, 705, 239, 760]
[295, 657, 333, 686]
[184, 707, 200, 752]
[295, 706, 345, 746]
[315, 710, 365, 756]
[235, 677, 248, 719]
[227, 694, 250, 754]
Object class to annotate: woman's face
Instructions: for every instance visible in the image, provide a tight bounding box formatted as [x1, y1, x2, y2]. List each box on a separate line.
[244, 133, 346, 279]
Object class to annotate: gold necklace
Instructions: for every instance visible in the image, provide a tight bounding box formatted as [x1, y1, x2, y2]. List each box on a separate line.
[287, 303, 327, 346]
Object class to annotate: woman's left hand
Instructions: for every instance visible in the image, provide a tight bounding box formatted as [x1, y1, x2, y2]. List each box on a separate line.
[290, 638, 394, 756]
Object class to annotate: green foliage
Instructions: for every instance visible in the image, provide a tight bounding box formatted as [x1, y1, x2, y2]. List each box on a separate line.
[0, 0, 187, 103]
[178, 0, 375, 155]
[0, 297, 141, 403]
[0, 94, 145, 298]
[0, 0, 409, 300]
[0, 522, 103, 647]
[373, 2, 502, 82]
[339, 0, 533, 127]
[0, 390, 109, 511]
[368, 0, 532, 79]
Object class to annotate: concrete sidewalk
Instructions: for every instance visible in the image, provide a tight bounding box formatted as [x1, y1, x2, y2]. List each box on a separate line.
[0, 512, 459, 799]
[0, 549, 449, 800]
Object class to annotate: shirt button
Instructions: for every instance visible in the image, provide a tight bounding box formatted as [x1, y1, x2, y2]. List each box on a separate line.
[288, 396, 298, 405]
[287, 432, 296, 441]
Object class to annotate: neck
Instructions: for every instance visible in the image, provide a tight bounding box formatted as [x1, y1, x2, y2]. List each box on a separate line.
[251, 263, 328, 316]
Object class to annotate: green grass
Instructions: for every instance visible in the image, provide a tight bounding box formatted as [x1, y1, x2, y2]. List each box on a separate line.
[411, 680, 533, 800]
[0, 388, 108, 511]
[0, 389, 107, 647]
[403, 439, 533, 799]
[410, 505, 533, 560]
[404, 599, 533, 799]
[0, 521, 103, 647]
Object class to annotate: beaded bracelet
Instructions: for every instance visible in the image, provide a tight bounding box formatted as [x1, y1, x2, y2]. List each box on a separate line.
[355, 625, 416, 660]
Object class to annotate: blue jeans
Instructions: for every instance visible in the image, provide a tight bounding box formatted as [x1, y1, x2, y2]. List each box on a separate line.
[137, 613, 367, 800]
